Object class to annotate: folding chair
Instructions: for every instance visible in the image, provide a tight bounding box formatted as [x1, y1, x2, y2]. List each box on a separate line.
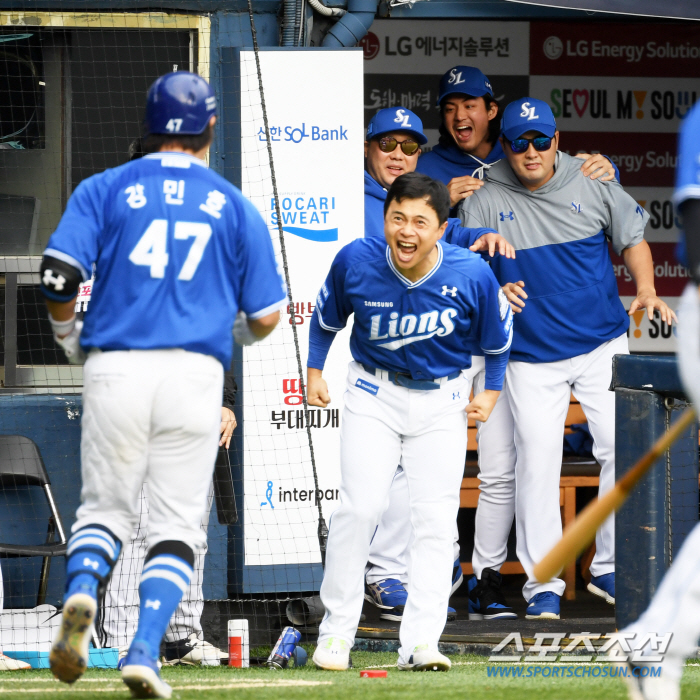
[0, 435, 67, 606]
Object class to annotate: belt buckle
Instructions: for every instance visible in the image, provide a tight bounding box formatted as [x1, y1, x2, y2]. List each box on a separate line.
[392, 371, 411, 387]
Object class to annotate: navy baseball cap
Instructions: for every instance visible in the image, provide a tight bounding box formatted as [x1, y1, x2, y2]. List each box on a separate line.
[366, 107, 428, 145]
[501, 97, 557, 141]
[437, 66, 493, 106]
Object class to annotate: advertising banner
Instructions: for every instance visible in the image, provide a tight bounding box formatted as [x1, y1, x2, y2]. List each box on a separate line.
[530, 21, 700, 77]
[362, 19, 698, 355]
[239, 49, 364, 567]
[529, 76, 698, 132]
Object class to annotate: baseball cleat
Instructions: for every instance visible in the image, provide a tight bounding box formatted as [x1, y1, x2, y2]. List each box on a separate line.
[451, 558, 464, 596]
[446, 606, 457, 622]
[0, 652, 31, 671]
[398, 645, 451, 672]
[49, 593, 96, 683]
[162, 633, 225, 666]
[525, 591, 560, 619]
[364, 579, 408, 610]
[623, 663, 678, 700]
[588, 573, 615, 605]
[312, 637, 351, 670]
[122, 641, 172, 699]
[380, 606, 404, 622]
[467, 568, 517, 620]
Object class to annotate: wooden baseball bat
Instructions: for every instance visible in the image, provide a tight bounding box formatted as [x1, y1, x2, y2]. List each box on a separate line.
[533, 406, 697, 583]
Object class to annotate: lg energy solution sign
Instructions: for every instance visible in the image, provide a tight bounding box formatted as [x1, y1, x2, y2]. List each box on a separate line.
[238, 49, 363, 570]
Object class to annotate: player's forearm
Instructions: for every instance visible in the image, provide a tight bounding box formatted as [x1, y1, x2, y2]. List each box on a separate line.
[307, 312, 336, 370]
[46, 298, 77, 324]
[622, 240, 656, 296]
[483, 348, 510, 391]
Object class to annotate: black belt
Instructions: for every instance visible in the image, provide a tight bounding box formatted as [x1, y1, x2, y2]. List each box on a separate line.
[361, 364, 460, 391]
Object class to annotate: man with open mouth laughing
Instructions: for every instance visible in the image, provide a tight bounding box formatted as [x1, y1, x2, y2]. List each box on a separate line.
[307, 172, 513, 672]
[362, 106, 514, 625]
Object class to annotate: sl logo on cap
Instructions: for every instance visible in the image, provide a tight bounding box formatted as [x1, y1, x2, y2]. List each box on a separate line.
[448, 68, 465, 85]
[519, 102, 540, 121]
[393, 109, 412, 128]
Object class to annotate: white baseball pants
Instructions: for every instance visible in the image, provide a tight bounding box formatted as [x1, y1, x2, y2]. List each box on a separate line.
[101, 483, 214, 647]
[365, 354, 516, 585]
[74, 349, 222, 553]
[319, 362, 473, 662]
[470, 356, 517, 578]
[365, 468, 460, 586]
[506, 333, 628, 601]
[622, 285, 700, 681]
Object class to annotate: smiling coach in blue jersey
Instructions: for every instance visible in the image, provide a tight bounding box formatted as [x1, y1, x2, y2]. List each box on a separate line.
[459, 97, 676, 620]
[306, 172, 512, 673]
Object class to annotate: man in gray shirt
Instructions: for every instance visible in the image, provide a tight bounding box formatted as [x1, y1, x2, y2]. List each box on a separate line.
[459, 97, 676, 619]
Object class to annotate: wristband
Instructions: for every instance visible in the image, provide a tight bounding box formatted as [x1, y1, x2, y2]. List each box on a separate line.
[49, 313, 76, 338]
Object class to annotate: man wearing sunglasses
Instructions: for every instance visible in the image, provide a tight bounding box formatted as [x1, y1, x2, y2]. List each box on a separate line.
[459, 96, 676, 619]
[414, 67, 621, 622]
[416, 65, 618, 208]
[362, 107, 514, 623]
[364, 107, 512, 256]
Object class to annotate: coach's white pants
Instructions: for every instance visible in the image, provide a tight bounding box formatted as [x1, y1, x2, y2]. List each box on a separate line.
[102, 483, 214, 647]
[623, 285, 700, 681]
[365, 469, 460, 586]
[365, 355, 509, 586]
[74, 349, 222, 553]
[319, 362, 473, 662]
[506, 334, 628, 601]
[471, 356, 517, 578]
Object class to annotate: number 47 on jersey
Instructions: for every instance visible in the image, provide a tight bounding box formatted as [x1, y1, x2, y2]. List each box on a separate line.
[129, 219, 212, 280]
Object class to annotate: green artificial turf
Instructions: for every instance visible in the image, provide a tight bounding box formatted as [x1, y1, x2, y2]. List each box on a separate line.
[1, 652, 700, 700]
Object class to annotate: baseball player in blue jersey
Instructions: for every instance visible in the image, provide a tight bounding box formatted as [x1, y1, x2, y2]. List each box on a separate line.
[416, 67, 619, 621]
[40, 72, 286, 697]
[362, 107, 514, 621]
[612, 101, 700, 700]
[308, 172, 512, 672]
[460, 97, 676, 620]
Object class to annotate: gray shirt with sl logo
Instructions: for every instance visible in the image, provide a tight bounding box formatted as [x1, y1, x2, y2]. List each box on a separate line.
[458, 150, 647, 255]
[458, 151, 648, 363]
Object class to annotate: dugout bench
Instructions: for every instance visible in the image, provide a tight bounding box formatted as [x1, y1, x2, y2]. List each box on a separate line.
[459, 394, 600, 600]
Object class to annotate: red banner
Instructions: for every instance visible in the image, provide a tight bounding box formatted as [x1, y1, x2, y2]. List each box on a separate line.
[610, 242, 688, 297]
[559, 132, 678, 187]
[531, 22, 700, 77]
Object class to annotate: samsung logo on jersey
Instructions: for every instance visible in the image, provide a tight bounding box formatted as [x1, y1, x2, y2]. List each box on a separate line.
[364, 301, 394, 307]
[369, 309, 458, 351]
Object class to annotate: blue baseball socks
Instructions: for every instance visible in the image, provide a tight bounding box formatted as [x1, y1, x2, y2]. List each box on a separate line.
[51, 525, 122, 683]
[131, 541, 194, 661]
[65, 525, 122, 601]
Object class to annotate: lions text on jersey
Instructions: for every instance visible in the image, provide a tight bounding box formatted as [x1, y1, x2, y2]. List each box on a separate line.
[44, 152, 286, 367]
[309, 237, 512, 387]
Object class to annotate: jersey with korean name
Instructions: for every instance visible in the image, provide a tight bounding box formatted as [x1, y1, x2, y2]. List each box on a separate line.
[315, 237, 512, 379]
[44, 152, 286, 368]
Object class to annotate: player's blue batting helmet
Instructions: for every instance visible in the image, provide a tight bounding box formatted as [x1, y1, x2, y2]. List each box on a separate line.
[145, 71, 217, 136]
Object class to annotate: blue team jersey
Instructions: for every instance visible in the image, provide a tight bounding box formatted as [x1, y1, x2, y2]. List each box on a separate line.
[314, 237, 512, 379]
[673, 102, 700, 266]
[44, 152, 286, 368]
